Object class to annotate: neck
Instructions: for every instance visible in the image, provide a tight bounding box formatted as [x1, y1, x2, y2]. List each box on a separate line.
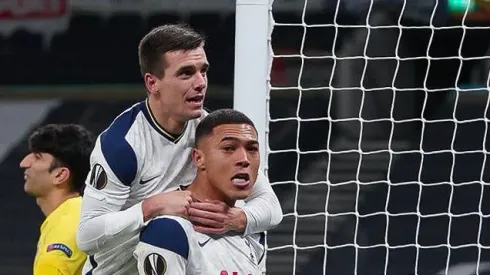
[37, 190, 79, 217]
[187, 173, 235, 207]
[148, 97, 186, 136]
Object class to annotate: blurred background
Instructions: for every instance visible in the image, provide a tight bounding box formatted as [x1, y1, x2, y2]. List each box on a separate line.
[2, 0, 490, 274]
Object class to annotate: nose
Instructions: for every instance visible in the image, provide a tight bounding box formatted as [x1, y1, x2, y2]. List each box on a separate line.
[194, 73, 206, 92]
[20, 154, 31, 168]
[235, 148, 250, 168]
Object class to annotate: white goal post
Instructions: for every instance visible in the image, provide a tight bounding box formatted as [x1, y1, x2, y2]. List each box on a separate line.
[234, 0, 490, 274]
[233, 0, 271, 171]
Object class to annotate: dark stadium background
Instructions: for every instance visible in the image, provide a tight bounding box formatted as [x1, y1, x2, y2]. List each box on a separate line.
[2, 1, 490, 274]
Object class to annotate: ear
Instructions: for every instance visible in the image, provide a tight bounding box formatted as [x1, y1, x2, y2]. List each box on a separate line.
[51, 167, 71, 187]
[144, 73, 160, 95]
[192, 148, 205, 171]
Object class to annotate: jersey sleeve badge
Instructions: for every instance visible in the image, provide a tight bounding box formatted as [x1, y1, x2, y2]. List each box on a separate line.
[46, 243, 73, 258]
[89, 163, 108, 190]
[144, 253, 167, 275]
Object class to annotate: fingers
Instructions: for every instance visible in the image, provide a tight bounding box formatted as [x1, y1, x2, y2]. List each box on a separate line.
[188, 215, 224, 228]
[155, 190, 193, 218]
[171, 190, 193, 205]
[189, 207, 227, 223]
[188, 203, 229, 232]
[184, 193, 193, 204]
[190, 201, 228, 213]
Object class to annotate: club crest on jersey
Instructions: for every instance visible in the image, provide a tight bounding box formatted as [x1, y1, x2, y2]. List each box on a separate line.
[144, 253, 167, 275]
[89, 164, 107, 190]
[46, 243, 72, 258]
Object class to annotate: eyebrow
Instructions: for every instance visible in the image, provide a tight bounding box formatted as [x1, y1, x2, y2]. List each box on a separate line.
[220, 136, 259, 145]
[33, 152, 44, 158]
[176, 63, 209, 75]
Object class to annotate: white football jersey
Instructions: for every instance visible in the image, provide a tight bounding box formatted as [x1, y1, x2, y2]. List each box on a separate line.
[134, 216, 266, 275]
[82, 100, 201, 275]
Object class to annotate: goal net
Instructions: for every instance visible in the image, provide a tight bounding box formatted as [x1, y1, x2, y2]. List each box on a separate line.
[264, 0, 490, 274]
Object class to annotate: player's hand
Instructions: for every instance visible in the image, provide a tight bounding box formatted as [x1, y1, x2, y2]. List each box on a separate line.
[142, 190, 193, 222]
[189, 200, 247, 234]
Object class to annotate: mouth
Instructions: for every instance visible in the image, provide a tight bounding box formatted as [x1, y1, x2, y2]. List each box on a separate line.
[186, 95, 204, 104]
[231, 173, 250, 188]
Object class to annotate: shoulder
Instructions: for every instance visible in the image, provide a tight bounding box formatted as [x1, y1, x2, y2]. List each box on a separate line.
[92, 101, 145, 185]
[40, 229, 83, 262]
[34, 255, 68, 275]
[43, 218, 81, 257]
[101, 101, 144, 141]
[139, 216, 192, 259]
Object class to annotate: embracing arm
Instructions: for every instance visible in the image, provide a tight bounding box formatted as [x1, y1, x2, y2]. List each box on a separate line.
[77, 138, 193, 254]
[77, 188, 145, 255]
[78, 187, 193, 255]
[76, 134, 144, 255]
[240, 169, 283, 235]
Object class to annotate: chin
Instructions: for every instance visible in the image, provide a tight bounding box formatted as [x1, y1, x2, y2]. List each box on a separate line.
[186, 109, 203, 120]
[232, 190, 252, 201]
[24, 187, 35, 196]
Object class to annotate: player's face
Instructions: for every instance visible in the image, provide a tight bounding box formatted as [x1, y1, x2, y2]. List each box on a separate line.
[158, 46, 209, 122]
[198, 124, 260, 205]
[19, 152, 56, 197]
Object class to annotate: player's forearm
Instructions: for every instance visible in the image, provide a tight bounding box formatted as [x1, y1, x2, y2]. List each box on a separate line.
[77, 201, 144, 254]
[240, 171, 283, 235]
[241, 189, 283, 235]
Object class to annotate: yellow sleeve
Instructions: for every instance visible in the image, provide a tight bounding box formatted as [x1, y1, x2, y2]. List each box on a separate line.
[34, 262, 65, 275]
[34, 253, 70, 275]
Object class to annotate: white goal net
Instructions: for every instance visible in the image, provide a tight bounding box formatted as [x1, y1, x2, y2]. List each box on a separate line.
[264, 0, 490, 274]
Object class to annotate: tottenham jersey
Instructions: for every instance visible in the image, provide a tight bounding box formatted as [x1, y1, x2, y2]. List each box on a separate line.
[82, 100, 202, 275]
[134, 216, 266, 275]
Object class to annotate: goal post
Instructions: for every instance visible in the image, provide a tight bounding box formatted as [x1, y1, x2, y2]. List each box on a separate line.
[233, 0, 272, 172]
[235, 0, 490, 274]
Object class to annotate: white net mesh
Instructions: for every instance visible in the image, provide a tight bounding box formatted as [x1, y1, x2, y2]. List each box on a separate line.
[265, 0, 490, 274]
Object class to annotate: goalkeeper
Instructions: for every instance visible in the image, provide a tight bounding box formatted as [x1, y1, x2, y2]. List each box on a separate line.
[77, 24, 283, 275]
[20, 124, 94, 275]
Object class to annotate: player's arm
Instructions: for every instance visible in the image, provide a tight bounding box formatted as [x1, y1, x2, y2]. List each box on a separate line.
[34, 262, 65, 275]
[34, 249, 71, 275]
[239, 169, 283, 234]
[134, 218, 191, 275]
[77, 136, 193, 255]
[77, 136, 144, 255]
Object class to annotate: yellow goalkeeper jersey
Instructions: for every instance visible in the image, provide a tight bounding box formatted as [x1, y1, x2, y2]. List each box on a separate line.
[33, 196, 86, 275]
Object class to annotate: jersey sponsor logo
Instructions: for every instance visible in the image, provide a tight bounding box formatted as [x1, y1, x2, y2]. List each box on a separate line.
[46, 243, 72, 258]
[89, 164, 107, 190]
[198, 237, 212, 247]
[139, 175, 159, 185]
[143, 253, 167, 275]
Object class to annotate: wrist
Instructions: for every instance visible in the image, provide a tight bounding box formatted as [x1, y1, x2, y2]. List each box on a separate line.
[142, 198, 156, 222]
[226, 207, 248, 233]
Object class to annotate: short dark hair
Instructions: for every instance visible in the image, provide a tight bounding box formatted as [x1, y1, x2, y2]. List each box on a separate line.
[138, 23, 206, 78]
[28, 124, 95, 194]
[195, 109, 257, 147]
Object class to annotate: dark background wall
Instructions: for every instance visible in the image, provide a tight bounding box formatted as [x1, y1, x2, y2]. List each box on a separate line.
[2, 1, 490, 274]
